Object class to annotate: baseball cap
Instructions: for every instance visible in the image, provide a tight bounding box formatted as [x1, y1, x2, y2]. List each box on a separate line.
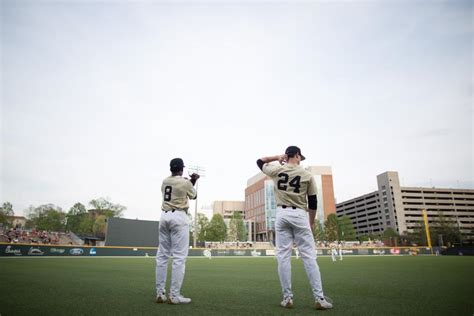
[170, 158, 185, 172]
[285, 146, 306, 161]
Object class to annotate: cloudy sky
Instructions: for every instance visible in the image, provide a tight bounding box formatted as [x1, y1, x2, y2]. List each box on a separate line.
[1, 0, 472, 220]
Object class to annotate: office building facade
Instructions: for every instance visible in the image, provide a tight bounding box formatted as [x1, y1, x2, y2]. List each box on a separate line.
[336, 171, 474, 242]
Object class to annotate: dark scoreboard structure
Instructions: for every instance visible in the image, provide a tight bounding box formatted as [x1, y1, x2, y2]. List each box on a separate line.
[105, 217, 159, 247]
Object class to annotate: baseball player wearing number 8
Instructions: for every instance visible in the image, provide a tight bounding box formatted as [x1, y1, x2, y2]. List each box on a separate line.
[257, 146, 333, 310]
[155, 158, 200, 305]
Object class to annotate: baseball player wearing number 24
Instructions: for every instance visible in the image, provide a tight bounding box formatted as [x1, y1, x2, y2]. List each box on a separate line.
[155, 158, 200, 305]
[257, 146, 333, 310]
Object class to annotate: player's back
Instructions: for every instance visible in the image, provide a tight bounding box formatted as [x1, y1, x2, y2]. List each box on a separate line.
[263, 163, 316, 210]
[161, 176, 196, 211]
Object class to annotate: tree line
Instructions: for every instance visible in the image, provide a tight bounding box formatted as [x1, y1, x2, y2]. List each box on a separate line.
[193, 212, 247, 242]
[0, 198, 125, 238]
[314, 212, 463, 247]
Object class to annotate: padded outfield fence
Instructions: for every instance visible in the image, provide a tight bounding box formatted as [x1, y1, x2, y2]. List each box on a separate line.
[0, 243, 438, 257]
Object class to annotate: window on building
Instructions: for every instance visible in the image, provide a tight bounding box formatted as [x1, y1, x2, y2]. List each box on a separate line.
[383, 197, 387, 202]
[382, 185, 386, 190]
[382, 191, 387, 196]
[386, 215, 390, 219]
[386, 221, 391, 225]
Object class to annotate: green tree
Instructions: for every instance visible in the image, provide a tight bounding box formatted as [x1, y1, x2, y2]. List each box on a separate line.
[312, 221, 326, 241]
[66, 203, 87, 232]
[357, 234, 370, 242]
[0, 202, 14, 228]
[26, 204, 66, 231]
[430, 212, 461, 246]
[206, 214, 227, 241]
[236, 213, 247, 242]
[406, 222, 427, 246]
[196, 213, 210, 242]
[227, 218, 237, 242]
[78, 215, 95, 235]
[89, 197, 125, 218]
[93, 215, 107, 237]
[382, 227, 399, 246]
[338, 215, 356, 240]
[227, 212, 247, 242]
[324, 214, 339, 241]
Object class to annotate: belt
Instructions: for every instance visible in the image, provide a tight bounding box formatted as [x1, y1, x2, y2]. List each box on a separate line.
[163, 209, 188, 214]
[280, 205, 297, 209]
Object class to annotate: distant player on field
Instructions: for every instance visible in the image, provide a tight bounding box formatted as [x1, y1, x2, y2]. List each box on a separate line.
[155, 158, 200, 305]
[257, 146, 333, 310]
[331, 245, 338, 262]
[203, 248, 212, 259]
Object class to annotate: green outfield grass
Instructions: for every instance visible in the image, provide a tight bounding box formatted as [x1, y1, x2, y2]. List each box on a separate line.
[0, 256, 472, 315]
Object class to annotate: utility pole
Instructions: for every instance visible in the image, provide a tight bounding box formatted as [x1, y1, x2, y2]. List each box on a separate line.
[188, 165, 205, 248]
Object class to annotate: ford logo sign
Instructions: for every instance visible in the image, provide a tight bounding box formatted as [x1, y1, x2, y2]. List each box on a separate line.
[69, 248, 84, 255]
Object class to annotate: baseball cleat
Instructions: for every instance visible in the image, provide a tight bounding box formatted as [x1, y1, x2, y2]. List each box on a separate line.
[315, 296, 333, 310]
[280, 297, 293, 309]
[155, 293, 167, 304]
[167, 295, 192, 304]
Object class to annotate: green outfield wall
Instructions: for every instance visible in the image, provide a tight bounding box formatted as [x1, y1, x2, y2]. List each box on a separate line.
[0, 243, 439, 257]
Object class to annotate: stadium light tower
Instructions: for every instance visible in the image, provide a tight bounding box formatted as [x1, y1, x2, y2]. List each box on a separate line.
[188, 165, 206, 248]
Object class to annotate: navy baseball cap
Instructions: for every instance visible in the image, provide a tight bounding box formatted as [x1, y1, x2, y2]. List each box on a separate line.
[170, 158, 185, 172]
[285, 146, 306, 161]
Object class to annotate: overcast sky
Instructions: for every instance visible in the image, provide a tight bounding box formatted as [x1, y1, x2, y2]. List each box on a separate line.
[1, 0, 472, 221]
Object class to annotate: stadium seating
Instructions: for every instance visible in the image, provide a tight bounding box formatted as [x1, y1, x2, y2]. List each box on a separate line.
[0, 228, 76, 245]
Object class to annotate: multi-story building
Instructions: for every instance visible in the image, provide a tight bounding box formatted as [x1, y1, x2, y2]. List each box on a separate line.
[212, 200, 245, 225]
[336, 171, 474, 242]
[245, 166, 336, 242]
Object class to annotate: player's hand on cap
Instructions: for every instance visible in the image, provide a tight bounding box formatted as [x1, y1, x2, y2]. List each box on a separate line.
[278, 154, 288, 165]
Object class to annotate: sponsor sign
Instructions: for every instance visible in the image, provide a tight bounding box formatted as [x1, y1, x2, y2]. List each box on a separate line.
[50, 248, 66, 254]
[390, 248, 400, 255]
[341, 250, 353, 254]
[266, 250, 276, 256]
[234, 250, 246, 256]
[217, 250, 228, 256]
[251, 250, 261, 257]
[316, 249, 323, 255]
[5, 245, 22, 256]
[373, 249, 385, 255]
[28, 247, 44, 256]
[69, 248, 84, 256]
[89, 248, 97, 255]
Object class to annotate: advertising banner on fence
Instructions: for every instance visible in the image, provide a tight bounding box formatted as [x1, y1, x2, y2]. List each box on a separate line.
[0, 244, 435, 257]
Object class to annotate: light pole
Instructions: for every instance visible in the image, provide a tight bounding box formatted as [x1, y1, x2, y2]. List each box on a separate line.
[188, 165, 205, 248]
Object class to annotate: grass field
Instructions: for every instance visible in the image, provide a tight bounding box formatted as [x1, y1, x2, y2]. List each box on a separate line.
[0, 256, 473, 315]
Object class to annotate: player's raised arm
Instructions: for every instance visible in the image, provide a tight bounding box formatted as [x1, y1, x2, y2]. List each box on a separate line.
[187, 173, 199, 200]
[189, 173, 200, 186]
[256, 154, 288, 170]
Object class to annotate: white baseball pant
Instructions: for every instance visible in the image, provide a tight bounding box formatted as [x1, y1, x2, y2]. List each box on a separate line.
[275, 207, 325, 300]
[155, 210, 189, 297]
[331, 249, 337, 262]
